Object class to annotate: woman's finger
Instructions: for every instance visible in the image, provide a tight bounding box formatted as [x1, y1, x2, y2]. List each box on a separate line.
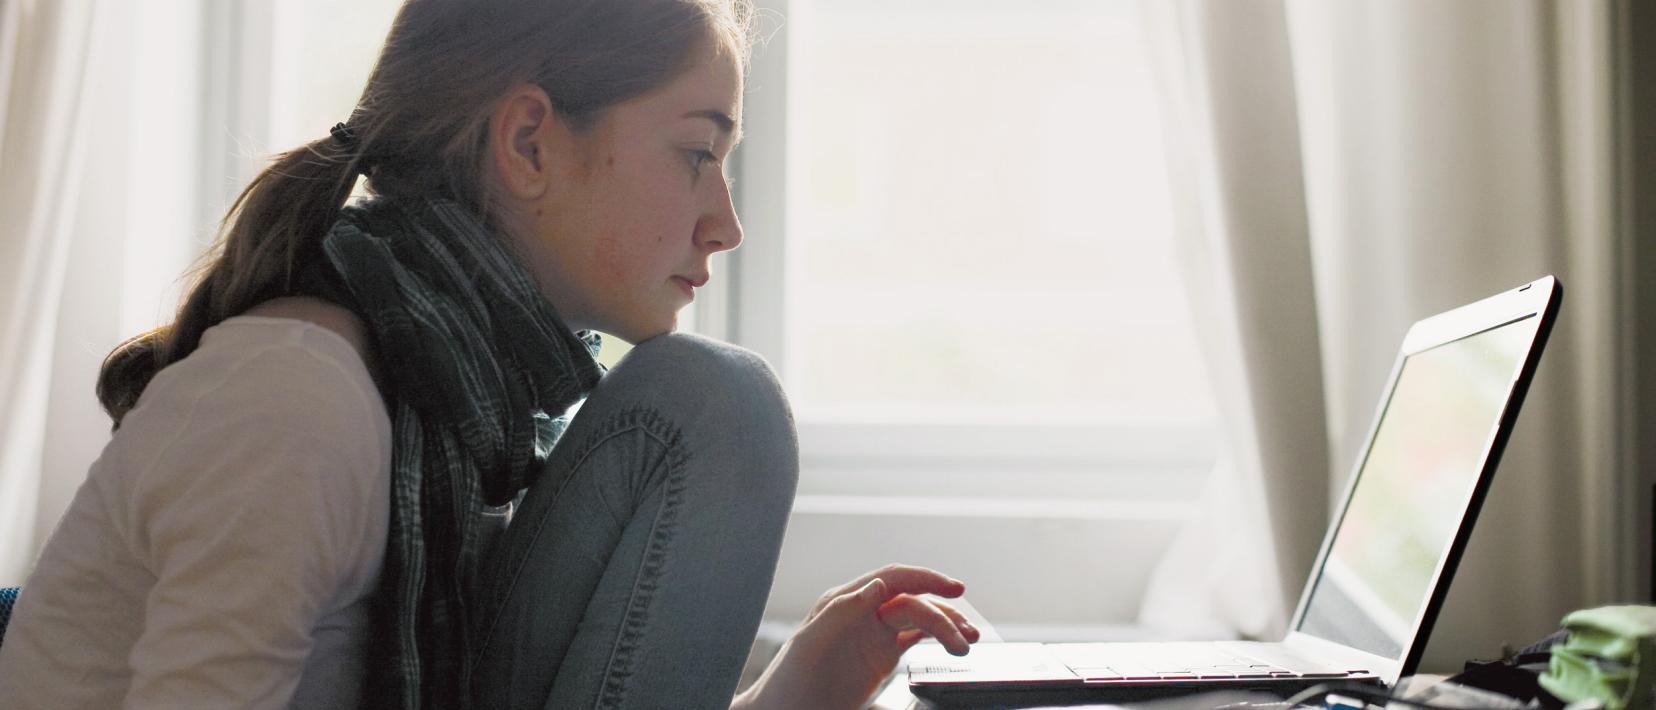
[876, 595, 972, 655]
[894, 628, 929, 653]
[807, 565, 967, 623]
[926, 599, 981, 643]
[837, 564, 966, 602]
[817, 577, 888, 627]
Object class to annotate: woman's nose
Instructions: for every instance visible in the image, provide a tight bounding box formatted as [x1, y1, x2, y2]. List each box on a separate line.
[695, 177, 743, 253]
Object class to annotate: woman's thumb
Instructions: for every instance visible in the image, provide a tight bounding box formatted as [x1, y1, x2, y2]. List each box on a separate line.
[859, 578, 887, 606]
[824, 578, 887, 625]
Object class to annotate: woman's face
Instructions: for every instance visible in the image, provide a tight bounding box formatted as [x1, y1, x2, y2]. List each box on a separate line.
[496, 39, 744, 343]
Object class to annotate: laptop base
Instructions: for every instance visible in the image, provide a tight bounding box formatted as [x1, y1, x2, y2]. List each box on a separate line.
[911, 679, 1371, 708]
[909, 641, 1382, 707]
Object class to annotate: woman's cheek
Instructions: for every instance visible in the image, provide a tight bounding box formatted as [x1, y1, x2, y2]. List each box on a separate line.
[592, 231, 628, 283]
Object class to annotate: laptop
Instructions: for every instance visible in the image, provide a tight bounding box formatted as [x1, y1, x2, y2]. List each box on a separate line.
[908, 275, 1563, 707]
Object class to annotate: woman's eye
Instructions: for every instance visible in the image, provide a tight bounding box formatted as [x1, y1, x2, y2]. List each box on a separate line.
[687, 149, 717, 172]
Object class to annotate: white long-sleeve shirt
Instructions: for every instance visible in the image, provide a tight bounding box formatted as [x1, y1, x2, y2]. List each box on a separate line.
[0, 316, 393, 709]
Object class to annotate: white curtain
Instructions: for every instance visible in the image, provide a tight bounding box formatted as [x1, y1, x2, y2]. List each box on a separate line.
[0, 0, 203, 588]
[1289, 0, 1626, 669]
[0, 0, 106, 587]
[1137, 0, 1331, 642]
[1142, 0, 1635, 671]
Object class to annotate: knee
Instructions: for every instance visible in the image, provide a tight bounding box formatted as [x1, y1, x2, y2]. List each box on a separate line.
[587, 333, 798, 509]
[601, 333, 796, 456]
[617, 333, 785, 411]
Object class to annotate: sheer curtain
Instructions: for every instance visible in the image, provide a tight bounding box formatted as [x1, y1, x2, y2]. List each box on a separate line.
[0, 0, 106, 586]
[1136, 0, 1330, 642]
[1141, 0, 1636, 670]
[0, 0, 203, 587]
[1288, 0, 1626, 668]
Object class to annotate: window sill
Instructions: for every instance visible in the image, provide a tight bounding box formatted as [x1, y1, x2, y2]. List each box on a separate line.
[763, 488, 1191, 627]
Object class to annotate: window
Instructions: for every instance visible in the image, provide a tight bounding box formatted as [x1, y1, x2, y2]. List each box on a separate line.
[734, 0, 1217, 487]
[732, 0, 1220, 628]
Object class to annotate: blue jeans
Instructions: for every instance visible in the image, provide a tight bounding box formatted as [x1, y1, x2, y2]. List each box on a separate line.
[467, 333, 799, 709]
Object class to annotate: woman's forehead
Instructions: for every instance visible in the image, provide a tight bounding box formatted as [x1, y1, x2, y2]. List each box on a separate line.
[635, 40, 744, 127]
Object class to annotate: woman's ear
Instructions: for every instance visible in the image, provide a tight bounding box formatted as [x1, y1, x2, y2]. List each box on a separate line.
[489, 84, 559, 201]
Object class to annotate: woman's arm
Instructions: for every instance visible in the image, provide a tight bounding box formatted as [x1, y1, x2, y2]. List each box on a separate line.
[732, 565, 979, 710]
[122, 328, 389, 708]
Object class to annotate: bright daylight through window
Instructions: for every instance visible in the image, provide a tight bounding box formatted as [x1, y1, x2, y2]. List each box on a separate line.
[768, 0, 1216, 459]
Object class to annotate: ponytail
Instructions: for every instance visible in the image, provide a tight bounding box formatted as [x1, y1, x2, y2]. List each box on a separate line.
[95, 134, 364, 429]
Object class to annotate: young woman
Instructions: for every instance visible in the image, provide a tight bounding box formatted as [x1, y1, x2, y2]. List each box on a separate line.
[0, 0, 979, 708]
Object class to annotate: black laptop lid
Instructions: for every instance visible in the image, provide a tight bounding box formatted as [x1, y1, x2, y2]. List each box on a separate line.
[1288, 276, 1560, 676]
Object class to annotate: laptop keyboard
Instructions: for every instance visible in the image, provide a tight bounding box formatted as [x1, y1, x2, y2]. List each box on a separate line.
[1055, 643, 1363, 681]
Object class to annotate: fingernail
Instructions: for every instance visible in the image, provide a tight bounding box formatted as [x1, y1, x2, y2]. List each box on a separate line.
[864, 579, 885, 598]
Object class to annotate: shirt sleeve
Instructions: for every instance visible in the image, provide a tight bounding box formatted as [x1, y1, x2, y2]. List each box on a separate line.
[121, 340, 389, 709]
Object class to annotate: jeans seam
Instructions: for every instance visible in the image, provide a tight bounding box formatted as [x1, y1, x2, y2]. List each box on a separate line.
[467, 406, 683, 700]
[592, 408, 688, 710]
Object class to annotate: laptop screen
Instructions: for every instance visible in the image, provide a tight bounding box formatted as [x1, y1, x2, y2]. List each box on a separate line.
[1294, 314, 1539, 660]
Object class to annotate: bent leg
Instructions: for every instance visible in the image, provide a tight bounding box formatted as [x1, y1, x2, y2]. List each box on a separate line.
[468, 333, 798, 709]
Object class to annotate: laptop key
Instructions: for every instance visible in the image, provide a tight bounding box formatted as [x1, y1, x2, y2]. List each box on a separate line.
[911, 665, 970, 675]
[1109, 664, 1162, 680]
[1073, 667, 1124, 681]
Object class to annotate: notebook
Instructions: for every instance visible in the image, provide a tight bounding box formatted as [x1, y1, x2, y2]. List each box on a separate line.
[907, 275, 1563, 707]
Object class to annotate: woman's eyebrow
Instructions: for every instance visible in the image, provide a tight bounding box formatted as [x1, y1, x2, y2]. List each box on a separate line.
[682, 109, 742, 145]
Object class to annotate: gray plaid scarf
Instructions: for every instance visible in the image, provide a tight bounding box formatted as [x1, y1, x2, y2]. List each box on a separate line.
[296, 196, 603, 709]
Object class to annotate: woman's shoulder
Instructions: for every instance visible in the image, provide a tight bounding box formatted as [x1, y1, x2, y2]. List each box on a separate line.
[105, 297, 394, 565]
[122, 298, 390, 455]
[241, 296, 374, 368]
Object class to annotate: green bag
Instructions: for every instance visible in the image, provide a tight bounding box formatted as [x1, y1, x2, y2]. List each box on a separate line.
[1540, 605, 1656, 710]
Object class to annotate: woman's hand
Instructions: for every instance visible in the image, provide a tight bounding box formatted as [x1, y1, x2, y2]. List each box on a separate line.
[733, 565, 981, 710]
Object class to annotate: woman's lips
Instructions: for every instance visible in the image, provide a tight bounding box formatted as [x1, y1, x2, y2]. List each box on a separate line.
[673, 276, 696, 299]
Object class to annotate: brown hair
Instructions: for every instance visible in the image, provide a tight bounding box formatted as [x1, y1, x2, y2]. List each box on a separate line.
[97, 0, 755, 429]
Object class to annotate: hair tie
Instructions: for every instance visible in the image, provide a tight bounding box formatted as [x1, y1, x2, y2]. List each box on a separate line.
[330, 122, 360, 149]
